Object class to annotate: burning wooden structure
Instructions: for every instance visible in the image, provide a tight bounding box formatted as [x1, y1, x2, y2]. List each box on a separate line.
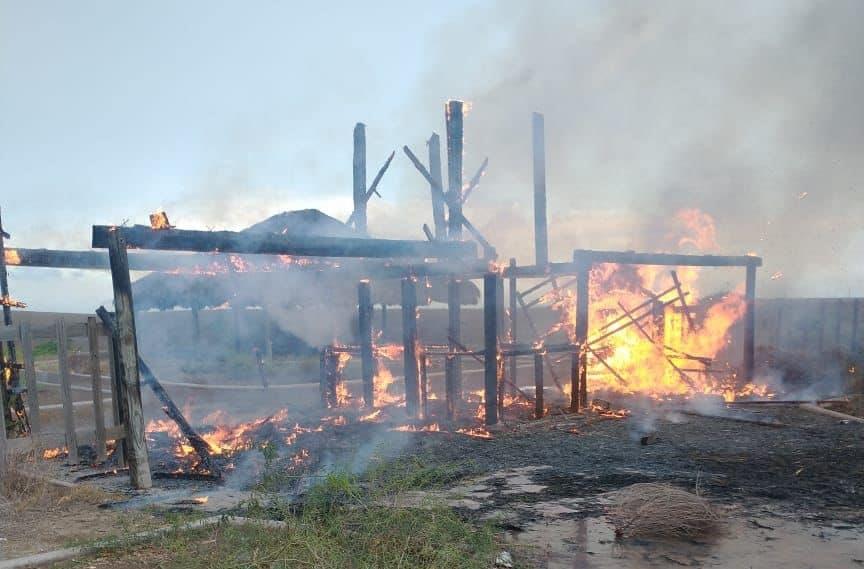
[1, 100, 766, 491]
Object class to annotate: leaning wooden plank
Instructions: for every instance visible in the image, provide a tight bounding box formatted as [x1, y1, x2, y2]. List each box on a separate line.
[87, 317, 107, 462]
[97, 305, 217, 474]
[92, 225, 477, 260]
[20, 321, 40, 439]
[55, 319, 79, 465]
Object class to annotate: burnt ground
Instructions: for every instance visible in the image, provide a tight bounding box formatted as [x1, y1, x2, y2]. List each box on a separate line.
[387, 404, 863, 525]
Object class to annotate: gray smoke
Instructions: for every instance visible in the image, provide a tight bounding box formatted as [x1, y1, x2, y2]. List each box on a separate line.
[398, 0, 864, 298]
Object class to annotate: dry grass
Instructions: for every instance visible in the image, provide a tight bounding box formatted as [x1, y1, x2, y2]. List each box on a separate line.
[1, 454, 114, 513]
[606, 482, 722, 539]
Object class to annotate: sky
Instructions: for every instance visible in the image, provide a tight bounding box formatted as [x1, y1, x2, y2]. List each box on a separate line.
[2, 1, 863, 312]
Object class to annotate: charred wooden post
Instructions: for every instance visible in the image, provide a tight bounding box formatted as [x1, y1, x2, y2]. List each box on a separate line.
[652, 300, 666, 343]
[56, 319, 79, 465]
[508, 258, 518, 388]
[743, 263, 757, 382]
[534, 351, 544, 419]
[401, 278, 420, 417]
[428, 133, 447, 239]
[319, 347, 341, 409]
[20, 322, 39, 440]
[420, 353, 429, 419]
[353, 123, 367, 234]
[446, 277, 462, 404]
[106, 230, 152, 489]
[483, 273, 499, 425]
[357, 281, 375, 408]
[569, 347, 579, 413]
[0, 206, 25, 436]
[445, 100, 464, 240]
[532, 113, 549, 266]
[87, 317, 108, 462]
[574, 254, 591, 411]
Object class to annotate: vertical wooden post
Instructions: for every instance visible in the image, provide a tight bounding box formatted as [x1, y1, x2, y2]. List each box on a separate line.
[483, 273, 499, 426]
[534, 351, 544, 419]
[446, 277, 462, 403]
[420, 353, 429, 420]
[190, 305, 201, 344]
[428, 133, 447, 239]
[532, 112, 549, 266]
[401, 278, 420, 417]
[850, 299, 860, 354]
[353, 123, 368, 234]
[87, 317, 107, 462]
[0, 206, 23, 436]
[743, 264, 757, 382]
[358, 281, 375, 408]
[445, 100, 464, 240]
[575, 255, 590, 410]
[508, 259, 518, 388]
[105, 326, 127, 468]
[56, 319, 79, 465]
[263, 307, 273, 363]
[20, 322, 39, 439]
[107, 230, 152, 489]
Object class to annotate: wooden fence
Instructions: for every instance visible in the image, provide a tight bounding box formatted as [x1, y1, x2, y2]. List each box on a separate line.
[0, 317, 127, 470]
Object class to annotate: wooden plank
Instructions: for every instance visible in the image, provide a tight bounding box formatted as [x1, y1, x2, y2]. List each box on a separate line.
[107, 230, 152, 489]
[483, 274, 499, 425]
[532, 112, 549, 266]
[427, 133, 447, 239]
[357, 281, 375, 407]
[92, 225, 477, 260]
[56, 318, 79, 465]
[353, 123, 367, 233]
[445, 100, 464, 239]
[105, 323, 127, 468]
[20, 321, 40, 438]
[87, 317, 107, 462]
[401, 278, 420, 417]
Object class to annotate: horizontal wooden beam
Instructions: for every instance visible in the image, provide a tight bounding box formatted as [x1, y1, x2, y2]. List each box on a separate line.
[93, 225, 477, 260]
[572, 249, 762, 268]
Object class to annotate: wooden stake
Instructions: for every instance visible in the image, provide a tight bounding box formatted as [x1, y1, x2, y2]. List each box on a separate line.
[106, 230, 152, 489]
[428, 134, 447, 239]
[483, 273, 499, 425]
[87, 317, 107, 462]
[353, 123, 367, 233]
[358, 281, 375, 408]
[401, 278, 420, 417]
[105, 321, 127, 468]
[446, 101, 464, 240]
[532, 113, 549, 266]
[743, 264, 757, 382]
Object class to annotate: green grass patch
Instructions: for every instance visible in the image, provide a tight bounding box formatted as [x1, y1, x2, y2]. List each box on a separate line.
[33, 340, 57, 358]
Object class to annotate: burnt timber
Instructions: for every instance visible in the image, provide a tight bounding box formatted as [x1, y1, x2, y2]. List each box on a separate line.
[92, 225, 477, 260]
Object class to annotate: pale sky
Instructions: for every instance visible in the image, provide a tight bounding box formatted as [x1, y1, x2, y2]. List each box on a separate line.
[3, 1, 863, 311]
